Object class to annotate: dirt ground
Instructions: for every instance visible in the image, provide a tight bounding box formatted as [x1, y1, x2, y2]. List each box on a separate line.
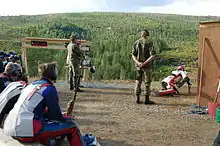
[55, 82, 220, 146]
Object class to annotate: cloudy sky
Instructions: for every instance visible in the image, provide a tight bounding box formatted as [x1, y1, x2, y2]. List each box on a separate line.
[0, 0, 220, 16]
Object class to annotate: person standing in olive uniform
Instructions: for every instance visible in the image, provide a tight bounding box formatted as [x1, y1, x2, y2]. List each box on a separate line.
[66, 34, 85, 92]
[131, 30, 156, 104]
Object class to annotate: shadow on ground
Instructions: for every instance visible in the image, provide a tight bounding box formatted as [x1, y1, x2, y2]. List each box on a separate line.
[179, 92, 197, 97]
[98, 138, 134, 146]
[156, 102, 191, 107]
[81, 89, 132, 96]
[74, 111, 111, 116]
[76, 118, 118, 126]
[59, 99, 106, 111]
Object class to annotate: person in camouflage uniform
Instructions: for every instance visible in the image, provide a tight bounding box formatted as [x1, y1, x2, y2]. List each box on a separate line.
[66, 34, 85, 92]
[131, 30, 156, 104]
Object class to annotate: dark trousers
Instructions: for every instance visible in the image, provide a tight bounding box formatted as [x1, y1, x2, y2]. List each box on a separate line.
[214, 131, 220, 146]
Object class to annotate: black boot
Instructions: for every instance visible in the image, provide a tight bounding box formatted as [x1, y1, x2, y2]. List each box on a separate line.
[144, 95, 155, 105]
[69, 76, 74, 90]
[74, 87, 84, 92]
[136, 95, 140, 104]
[73, 76, 84, 92]
[70, 85, 74, 90]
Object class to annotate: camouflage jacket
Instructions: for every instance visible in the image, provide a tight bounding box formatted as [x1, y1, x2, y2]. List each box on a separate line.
[131, 38, 155, 69]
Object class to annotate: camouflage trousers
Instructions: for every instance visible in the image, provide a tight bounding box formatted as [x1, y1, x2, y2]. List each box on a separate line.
[68, 61, 81, 88]
[134, 68, 152, 96]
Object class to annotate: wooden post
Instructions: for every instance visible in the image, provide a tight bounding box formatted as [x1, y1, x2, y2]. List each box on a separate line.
[21, 47, 28, 75]
[82, 69, 89, 82]
[21, 37, 91, 81]
[24, 48, 28, 76]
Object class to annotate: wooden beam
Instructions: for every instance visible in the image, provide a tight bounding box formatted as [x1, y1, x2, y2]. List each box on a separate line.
[200, 21, 220, 28]
[22, 44, 90, 51]
[22, 37, 70, 43]
[200, 20, 220, 25]
[21, 37, 91, 80]
[22, 44, 67, 50]
[22, 37, 89, 45]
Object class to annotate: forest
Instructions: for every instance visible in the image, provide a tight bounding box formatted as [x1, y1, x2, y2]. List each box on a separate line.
[0, 12, 219, 81]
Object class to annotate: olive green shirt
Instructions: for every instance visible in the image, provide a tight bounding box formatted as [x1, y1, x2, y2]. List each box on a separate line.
[66, 42, 84, 65]
[131, 38, 155, 68]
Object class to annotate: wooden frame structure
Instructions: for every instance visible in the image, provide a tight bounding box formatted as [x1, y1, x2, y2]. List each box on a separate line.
[197, 21, 220, 106]
[21, 37, 90, 80]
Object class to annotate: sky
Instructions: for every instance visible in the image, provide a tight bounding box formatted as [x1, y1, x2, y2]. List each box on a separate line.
[0, 0, 220, 16]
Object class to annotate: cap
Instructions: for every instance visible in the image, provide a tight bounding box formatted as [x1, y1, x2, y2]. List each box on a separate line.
[141, 30, 150, 36]
[70, 34, 77, 39]
[5, 54, 10, 57]
[177, 65, 185, 71]
[9, 52, 17, 55]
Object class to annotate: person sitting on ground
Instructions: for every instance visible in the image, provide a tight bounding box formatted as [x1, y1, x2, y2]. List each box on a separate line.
[0, 62, 25, 126]
[160, 65, 192, 96]
[3, 62, 86, 146]
[8, 54, 28, 83]
[0, 62, 23, 93]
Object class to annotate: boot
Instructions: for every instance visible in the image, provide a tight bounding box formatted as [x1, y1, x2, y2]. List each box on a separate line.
[74, 87, 84, 92]
[144, 95, 155, 105]
[73, 76, 84, 92]
[136, 95, 140, 104]
[69, 76, 74, 90]
[70, 85, 74, 90]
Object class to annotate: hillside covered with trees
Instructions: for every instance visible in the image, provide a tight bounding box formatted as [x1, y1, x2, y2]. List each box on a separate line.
[0, 12, 219, 81]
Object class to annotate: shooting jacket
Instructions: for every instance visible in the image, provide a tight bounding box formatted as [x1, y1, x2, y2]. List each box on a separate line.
[3, 78, 63, 137]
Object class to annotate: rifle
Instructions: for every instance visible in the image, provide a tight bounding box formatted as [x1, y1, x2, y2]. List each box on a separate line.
[66, 75, 81, 116]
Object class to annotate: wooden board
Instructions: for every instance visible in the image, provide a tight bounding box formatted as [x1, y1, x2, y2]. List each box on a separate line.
[198, 22, 220, 106]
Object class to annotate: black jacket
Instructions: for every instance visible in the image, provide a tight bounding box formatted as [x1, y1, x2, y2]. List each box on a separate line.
[0, 60, 4, 74]
[0, 73, 13, 93]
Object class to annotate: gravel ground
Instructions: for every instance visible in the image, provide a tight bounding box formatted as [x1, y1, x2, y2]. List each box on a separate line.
[55, 82, 220, 146]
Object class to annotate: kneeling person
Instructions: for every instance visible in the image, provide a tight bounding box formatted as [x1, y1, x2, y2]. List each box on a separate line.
[160, 66, 192, 96]
[3, 63, 85, 146]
